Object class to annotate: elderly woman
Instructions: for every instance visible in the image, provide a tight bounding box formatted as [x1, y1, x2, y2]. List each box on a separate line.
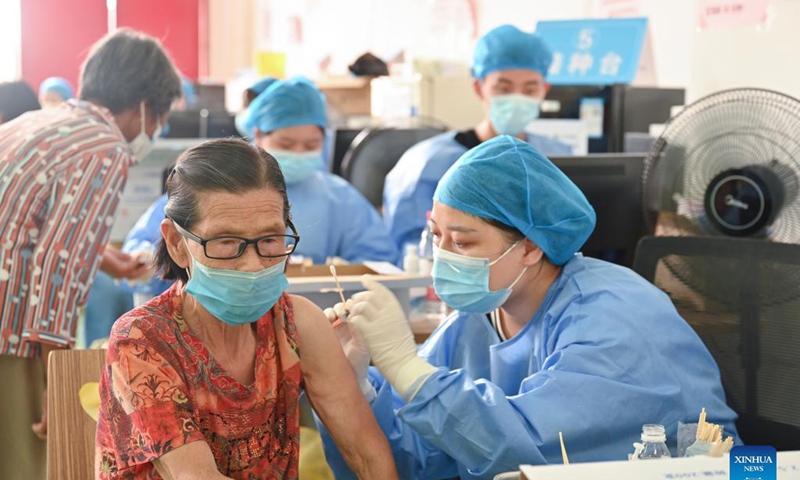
[321, 136, 739, 479]
[95, 138, 397, 479]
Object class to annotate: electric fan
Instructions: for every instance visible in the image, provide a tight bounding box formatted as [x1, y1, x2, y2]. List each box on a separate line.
[637, 88, 800, 448]
[641, 88, 800, 307]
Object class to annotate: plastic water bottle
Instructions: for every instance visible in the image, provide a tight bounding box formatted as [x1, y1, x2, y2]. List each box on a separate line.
[418, 211, 434, 276]
[403, 244, 419, 275]
[635, 424, 672, 460]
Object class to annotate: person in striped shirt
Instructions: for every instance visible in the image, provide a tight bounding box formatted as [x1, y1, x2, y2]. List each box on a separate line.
[0, 29, 181, 480]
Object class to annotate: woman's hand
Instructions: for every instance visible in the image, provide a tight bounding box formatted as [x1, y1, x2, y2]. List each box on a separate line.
[323, 300, 375, 401]
[100, 246, 150, 279]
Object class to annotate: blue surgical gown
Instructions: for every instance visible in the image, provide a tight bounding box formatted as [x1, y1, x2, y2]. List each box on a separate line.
[317, 255, 739, 480]
[383, 131, 573, 250]
[122, 195, 175, 296]
[124, 170, 398, 296]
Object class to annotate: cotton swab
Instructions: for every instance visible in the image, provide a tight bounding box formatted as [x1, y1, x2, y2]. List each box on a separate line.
[329, 265, 347, 306]
[559, 432, 570, 465]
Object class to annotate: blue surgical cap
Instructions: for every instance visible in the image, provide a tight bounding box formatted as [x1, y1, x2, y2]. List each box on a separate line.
[472, 25, 553, 80]
[249, 77, 278, 96]
[243, 77, 327, 134]
[39, 77, 74, 100]
[433, 136, 596, 266]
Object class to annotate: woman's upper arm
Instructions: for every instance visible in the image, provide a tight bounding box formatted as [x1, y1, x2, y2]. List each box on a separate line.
[291, 294, 361, 400]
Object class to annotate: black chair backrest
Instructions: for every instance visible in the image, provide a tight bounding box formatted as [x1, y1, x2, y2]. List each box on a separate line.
[329, 128, 363, 176]
[633, 235, 800, 450]
[341, 127, 445, 208]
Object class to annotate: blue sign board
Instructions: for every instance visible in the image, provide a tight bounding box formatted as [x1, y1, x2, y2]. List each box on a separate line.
[535, 17, 648, 85]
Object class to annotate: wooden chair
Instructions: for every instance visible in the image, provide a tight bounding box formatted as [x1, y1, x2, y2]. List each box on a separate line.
[47, 349, 107, 480]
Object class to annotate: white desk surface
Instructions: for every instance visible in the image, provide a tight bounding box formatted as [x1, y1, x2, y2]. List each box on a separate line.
[519, 450, 800, 479]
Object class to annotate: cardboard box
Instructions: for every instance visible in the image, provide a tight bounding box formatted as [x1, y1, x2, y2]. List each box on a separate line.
[286, 264, 376, 278]
[317, 76, 373, 116]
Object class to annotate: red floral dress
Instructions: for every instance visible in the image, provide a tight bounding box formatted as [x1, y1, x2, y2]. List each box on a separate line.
[95, 283, 301, 479]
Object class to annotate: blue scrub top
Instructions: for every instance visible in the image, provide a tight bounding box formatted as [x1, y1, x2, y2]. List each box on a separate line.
[123, 170, 398, 296]
[286, 170, 398, 265]
[317, 255, 740, 479]
[382, 131, 573, 251]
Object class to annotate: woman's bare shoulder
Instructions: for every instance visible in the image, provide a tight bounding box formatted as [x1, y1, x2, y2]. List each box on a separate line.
[287, 294, 336, 348]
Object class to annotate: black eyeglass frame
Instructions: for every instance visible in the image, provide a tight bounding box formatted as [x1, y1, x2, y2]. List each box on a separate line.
[171, 218, 300, 260]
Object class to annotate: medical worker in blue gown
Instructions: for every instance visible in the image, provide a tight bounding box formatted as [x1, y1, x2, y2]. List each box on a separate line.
[320, 136, 739, 480]
[383, 25, 573, 251]
[124, 77, 398, 298]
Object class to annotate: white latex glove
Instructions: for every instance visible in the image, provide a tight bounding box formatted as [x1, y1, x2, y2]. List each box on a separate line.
[323, 299, 376, 401]
[348, 276, 437, 401]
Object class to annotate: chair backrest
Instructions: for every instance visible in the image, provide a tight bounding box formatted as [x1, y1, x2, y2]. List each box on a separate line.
[341, 127, 445, 208]
[633, 235, 800, 450]
[47, 349, 107, 480]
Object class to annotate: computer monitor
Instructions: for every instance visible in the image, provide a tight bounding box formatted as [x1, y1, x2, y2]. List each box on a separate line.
[163, 110, 201, 138]
[194, 83, 227, 111]
[203, 111, 240, 139]
[162, 110, 241, 139]
[549, 153, 648, 267]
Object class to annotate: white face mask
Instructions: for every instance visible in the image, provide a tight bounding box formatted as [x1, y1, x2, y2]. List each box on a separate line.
[128, 102, 161, 162]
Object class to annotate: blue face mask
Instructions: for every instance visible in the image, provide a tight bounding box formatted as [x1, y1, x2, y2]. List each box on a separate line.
[272, 149, 324, 184]
[489, 94, 541, 136]
[432, 242, 528, 314]
[184, 250, 289, 326]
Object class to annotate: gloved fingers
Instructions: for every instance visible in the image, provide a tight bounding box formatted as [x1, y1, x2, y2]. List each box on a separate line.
[350, 289, 375, 304]
[334, 299, 354, 318]
[360, 275, 393, 298]
[348, 299, 381, 321]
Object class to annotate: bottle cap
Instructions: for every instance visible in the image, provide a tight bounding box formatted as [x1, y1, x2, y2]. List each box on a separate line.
[641, 424, 667, 443]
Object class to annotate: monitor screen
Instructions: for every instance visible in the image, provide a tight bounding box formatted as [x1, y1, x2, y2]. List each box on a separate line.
[549, 153, 648, 267]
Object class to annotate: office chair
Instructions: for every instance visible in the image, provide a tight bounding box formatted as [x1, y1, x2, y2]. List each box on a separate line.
[633, 235, 800, 450]
[340, 127, 445, 208]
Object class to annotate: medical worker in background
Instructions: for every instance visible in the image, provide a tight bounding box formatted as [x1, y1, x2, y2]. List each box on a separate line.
[125, 77, 397, 299]
[38, 77, 74, 109]
[383, 24, 572, 250]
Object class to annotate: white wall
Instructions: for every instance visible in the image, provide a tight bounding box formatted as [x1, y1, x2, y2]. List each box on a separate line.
[0, 0, 22, 82]
[211, 0, 800, 105]
[689, 0, 800, 102]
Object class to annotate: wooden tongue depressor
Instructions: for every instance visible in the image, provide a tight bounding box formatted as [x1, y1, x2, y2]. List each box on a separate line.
[329, 265, 349, 319]
[559, 432, 570, 465]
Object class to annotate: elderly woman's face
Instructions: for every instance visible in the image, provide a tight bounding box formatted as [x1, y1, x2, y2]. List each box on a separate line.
[430, 201, 534, 291]
[177, 188, 287, 273]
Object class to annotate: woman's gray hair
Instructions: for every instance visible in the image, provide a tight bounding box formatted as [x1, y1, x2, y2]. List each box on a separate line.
[154, 138, 291, 284]
[79, 28, 181, 116]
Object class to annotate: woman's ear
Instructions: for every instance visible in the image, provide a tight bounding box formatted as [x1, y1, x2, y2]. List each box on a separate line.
[161, 219, 190, 269]
[520, 238, 545, 266]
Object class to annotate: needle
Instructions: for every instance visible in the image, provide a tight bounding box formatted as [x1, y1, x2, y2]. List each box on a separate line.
[559, 432, 570, 465]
